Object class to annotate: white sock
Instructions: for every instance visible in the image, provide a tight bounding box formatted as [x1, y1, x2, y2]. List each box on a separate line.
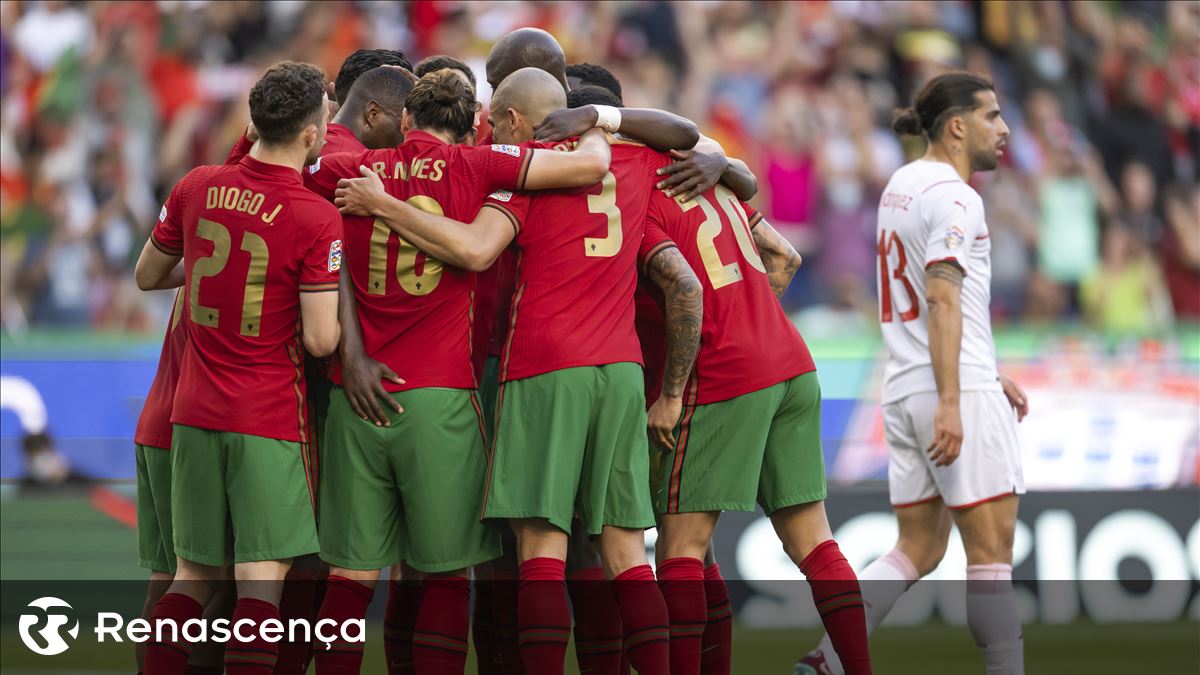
[812, 548, 919, 675]
[966, 563, 1024, 675]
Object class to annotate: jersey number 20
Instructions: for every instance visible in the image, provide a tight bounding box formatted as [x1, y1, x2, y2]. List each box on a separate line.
[676, 185, 764, 289]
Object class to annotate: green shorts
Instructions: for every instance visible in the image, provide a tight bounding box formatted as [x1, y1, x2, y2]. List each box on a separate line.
[655, 372, 827, 515]
[484, 363, 656, 535]
[319, 386, 499, 573]
[479, 355, 501, 442]
[170, 425, 319, 566]
[136, 444, 174, 574]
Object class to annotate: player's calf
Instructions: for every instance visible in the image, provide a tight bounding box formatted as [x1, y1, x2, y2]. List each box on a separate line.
[313, 566, 379, 675]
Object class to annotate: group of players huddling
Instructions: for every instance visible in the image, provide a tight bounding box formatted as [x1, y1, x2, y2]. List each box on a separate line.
[131, 25, 1028, 675]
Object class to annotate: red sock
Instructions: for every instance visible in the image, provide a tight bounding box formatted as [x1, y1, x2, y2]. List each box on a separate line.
[611, 565, 670, 675]
[384, 577, 424, 675]
[517, 557, 570, 675]
[312, 576, 374, 675]
[472, 578, 504, 675]
[274, 568, 319, 675]
[567, 566, 625, 675]
[701, 564, 732, 675]
[491, 570, 526, 675]
[800, 540, 872, 675]
[412, 574, 471, 674]
[657, 558, 707, 675]
[185, 667, 224, 675]
[225, 598, 282, 675]
[144, 593, 203, 675]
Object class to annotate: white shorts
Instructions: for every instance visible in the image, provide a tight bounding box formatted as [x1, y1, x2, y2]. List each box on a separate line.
[883, 390, 1025, 509]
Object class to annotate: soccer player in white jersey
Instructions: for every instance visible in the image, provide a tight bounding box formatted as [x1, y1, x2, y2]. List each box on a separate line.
[796, 72, 1030, 675]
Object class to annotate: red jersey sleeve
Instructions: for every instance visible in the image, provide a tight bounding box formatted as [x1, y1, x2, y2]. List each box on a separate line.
[741, 202, 765, 229]
[481, 188, 531, 235]
[303, 151, 367, 202]
[151, 167, 212, 255]
[224, 130, 253, 165]
[297, 202, 344, 292]
[639, 189, 676, 269]
[475, 142, 534, 193]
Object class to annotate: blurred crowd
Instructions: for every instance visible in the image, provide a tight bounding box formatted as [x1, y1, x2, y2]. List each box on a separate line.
[1, 0, 1197, 340]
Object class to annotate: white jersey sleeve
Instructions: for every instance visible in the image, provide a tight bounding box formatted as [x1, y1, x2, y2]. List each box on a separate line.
[877, 160, 1001, 404]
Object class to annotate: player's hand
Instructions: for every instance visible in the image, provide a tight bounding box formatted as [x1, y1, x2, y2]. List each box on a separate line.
[656, 149, 727, 202]
[533, 105, 598, 142]
[1000, 375, 1029, 422]
[244, 122, 259, 144]
[928, 398, 963, 467]
[335, 166, 387, 216]
[647, 395, 684, 450]
[341, 352, 405, 426]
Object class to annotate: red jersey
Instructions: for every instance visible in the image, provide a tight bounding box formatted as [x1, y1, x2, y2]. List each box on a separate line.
[500, 140, 670, 382]
[306, 130, 531, 391]
[635, 190, 815, 405]
[151, 156, 343, 442]
[133, 289, 188, 450]
[224, 122, 365, 166]
[469, 130, 518, 375]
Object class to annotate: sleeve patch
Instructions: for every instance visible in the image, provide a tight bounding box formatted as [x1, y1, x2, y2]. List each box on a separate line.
[328, 239, 343, 272]
[945, 224, 965, 250]
[491, 144, 522, 157]
[159, 204, 167, 222]
[488, 189, 513, 202]
[308, 156, 322, 174]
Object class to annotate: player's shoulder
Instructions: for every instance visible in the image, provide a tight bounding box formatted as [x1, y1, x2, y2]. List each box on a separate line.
[284, 180, 341, 219]
[180, 163, 228, 188]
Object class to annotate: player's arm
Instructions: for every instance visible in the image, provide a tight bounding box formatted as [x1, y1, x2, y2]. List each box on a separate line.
[534, 106, 700, 152]
[644, 246, 704, 449]
[656, 134, 758, 202]
[335, 166, 516, 272]
[925, 261, 964, 467]
[521, 128, 611, 190]
[337, 267, 404, 426]
[300, 289, 340, 357]
[750, 214, 802, 300]
[134, 239, 184, 290]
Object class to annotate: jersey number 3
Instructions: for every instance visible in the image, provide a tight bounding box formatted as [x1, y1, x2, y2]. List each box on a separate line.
[878, 229, 919, 322]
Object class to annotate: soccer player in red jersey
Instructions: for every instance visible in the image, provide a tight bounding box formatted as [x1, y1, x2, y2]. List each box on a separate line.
[134, 62, 342, 675]
[335, 66, 701, 675]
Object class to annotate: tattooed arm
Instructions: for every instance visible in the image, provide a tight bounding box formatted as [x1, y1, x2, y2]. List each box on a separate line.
[925, 261, 964, 467]
[751, 215, 802, 300]
[645, 246, 704, 449]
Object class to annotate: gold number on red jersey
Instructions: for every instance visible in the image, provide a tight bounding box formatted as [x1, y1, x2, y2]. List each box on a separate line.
[189, 218, 271, 337]
[367, 196, 445, 296]
[877, 229, 920, 322]
[585, 172, 622, 257]
[678, 186, 765, 289]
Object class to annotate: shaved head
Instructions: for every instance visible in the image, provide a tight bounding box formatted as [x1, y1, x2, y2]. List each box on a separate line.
[491, 67, 567, 127]
[486, 27, 568, 91]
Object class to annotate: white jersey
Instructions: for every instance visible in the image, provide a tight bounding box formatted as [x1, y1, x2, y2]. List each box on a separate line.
[877, 159, 1001, 404]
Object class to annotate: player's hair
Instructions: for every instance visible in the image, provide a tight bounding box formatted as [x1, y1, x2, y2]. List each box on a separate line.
[415, 55, 477, 92]
[892, 72, 994, 140]
[249, 61, 327, 146]
[344, 66, 415, 115]
[567, 85, 623, 109]
[565, 63, 623, 104]
[405, 69, 477, 141]
[335, 49, 413, 104]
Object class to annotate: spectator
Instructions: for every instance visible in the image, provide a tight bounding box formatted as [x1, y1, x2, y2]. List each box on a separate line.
[1161, 184, 1200, 321]
[1080, 221, 1173, 337]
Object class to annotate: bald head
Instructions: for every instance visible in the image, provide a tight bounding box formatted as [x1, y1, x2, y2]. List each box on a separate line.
[492, 67, 567, 125]
[486, 27, 567, 91]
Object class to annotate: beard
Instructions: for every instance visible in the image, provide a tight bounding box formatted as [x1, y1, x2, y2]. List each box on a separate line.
[970, 146, 1000, 172]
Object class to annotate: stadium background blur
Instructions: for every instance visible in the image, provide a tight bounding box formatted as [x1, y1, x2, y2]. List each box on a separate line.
[0, 1, 1197, 673]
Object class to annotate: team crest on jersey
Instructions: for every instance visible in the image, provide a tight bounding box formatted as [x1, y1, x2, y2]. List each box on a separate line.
[946, 224, 965, 249]
[489, 189, 513, 202]
[328, 239, 343, 272]
[491, 144, 521, 157]
[159, 205, 167, 222]
[308, 156, 322, 174]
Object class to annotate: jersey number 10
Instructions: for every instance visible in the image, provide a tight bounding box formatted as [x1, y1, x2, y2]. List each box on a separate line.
[878, 229, 920, 322]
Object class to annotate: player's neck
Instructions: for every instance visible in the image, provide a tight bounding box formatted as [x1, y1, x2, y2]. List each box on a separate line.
[414, 126, 458, 145]
[923, 142, 972, 182]
[249, 142, 309, 174]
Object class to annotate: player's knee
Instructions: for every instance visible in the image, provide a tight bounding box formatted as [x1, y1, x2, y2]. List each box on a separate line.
[898, 538, 946, 576]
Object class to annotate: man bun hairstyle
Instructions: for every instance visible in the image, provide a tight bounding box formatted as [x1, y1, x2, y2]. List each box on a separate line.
[567, 85, 623, 109]
[335, 49, 413, 104]
[892, 71, 994, 139]
[249, 61, 327, 145]
[405, 69, 477, 141]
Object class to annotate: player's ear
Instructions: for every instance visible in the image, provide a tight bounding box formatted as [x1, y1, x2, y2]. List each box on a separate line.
[364, 101, 381, 128]
[507, 108, 522, 132]
[948, 115, 967, 142]
[400, 108, 413, 135]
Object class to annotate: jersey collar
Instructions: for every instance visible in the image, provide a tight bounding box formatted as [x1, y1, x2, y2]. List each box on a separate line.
[238, 155, 303, 184]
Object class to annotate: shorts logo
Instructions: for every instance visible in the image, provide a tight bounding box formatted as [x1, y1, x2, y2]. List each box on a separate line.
[491, 144, 521, 157]
[308, 157, 322, 174]
[946, 225, 965, 249]
[488, 189, 513, 202]
[159, 205, 167, 222]
[328, 239, 343, 272]
[19, 597, 79, 655]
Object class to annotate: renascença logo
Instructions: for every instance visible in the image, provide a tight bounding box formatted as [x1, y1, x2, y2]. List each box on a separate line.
[19, 597, 80, 655]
